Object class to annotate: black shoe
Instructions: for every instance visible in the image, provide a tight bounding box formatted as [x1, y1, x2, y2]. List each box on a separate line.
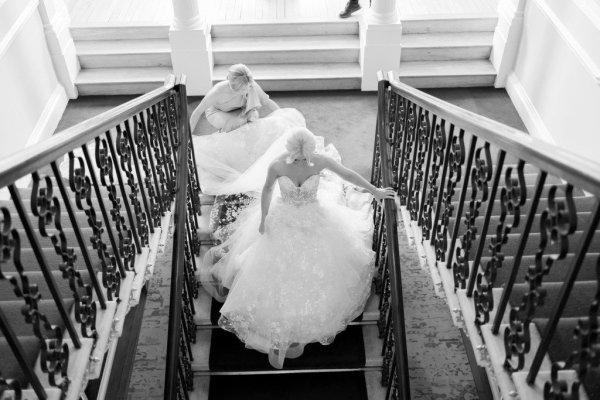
[339, 1, 361, 18]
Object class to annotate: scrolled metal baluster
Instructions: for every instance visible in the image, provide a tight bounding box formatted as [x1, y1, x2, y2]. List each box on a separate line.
[69, 152, 121, 301]
[147, 107, 171, 211]
[132, 115, 162, 226]
[158, 101, 177, 187]
[378, 265, 391, 338]
[117, 124, 149, 248]
[408, 110, 432, 221]
[544, 364, 580, 399]
[421, 119, 447, 240]
[374, 228, 387, 295]
[453, 142, 493, 290]
[0, 206, 71, 392]
[381, 313, 395, 386]
[31, 173, 98, 340]
[434, 129, 465, 262]
[474, 162, 526, 325]
[179, 324, 193, 391]
[393, 97, 408, 192]
[504, 184, 578, 372]
[399, 102, 418, 206]
[95, 136, 136, 272]
[138, 110, 166, 217]
[152, 103, 176, 204]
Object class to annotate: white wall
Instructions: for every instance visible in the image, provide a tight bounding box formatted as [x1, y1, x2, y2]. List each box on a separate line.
[506, 0, 600, 162]
[0, 0, 67, 160]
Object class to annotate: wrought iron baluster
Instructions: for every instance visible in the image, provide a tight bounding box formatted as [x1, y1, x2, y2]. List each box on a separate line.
[51, 161, 106, 309]
[504, 184, 578, 372]
[421, 119, 447, 241]
[474, 160, 526, 325]
[95, 136, 136, 272]
[132, 114, 162, 226]
[466, 151, 506, 296]
[493, 171, 547, 333]
[156, 101, 177, 193]
[81, 143, 126, 277]
[139, 109, 166, 216]
[0, 370, 24, 400]
[147, 107, 171, 211]
[381, 311, 395, 386]
[433, 128, 464, 263]
[453, 142, 492, 290]
[31, 172, 98, 340]
[0, 215, 47, 399]
[7, 184, 79, 348]
[528, 201, 600, 383]
[446, 135, 478, 269]
[69, 152, 121, 301]
[416, 113, 437, 229]
[106, 127, 143, 252]
[543, 254, 600, 398]
[151, 103, 176, 206]
[399, 101, 419, 206]
[407, 109, 431, 222]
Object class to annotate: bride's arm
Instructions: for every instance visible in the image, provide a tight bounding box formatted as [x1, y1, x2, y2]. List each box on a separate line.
[321, 156, 395, 201]
[259, 163, 278, 234]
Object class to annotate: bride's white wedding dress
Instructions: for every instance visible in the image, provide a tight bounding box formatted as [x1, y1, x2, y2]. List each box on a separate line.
[201, 172, 375, 366]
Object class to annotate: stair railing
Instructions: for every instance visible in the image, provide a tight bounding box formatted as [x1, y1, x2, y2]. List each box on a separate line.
[378, 71, 600, 398]
[371, 72, 411, 400]
[0, 75, 201, 400]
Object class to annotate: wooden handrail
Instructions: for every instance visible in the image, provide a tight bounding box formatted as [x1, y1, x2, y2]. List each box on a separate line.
[0, 75, 177, 188]
[387, 72, 600, 197]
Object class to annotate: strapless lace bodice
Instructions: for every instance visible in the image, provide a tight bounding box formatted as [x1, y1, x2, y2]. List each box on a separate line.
[278, 175, 320, 205]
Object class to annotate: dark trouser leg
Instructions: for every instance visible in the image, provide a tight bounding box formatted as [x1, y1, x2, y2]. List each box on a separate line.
[339, 0, 361, 18]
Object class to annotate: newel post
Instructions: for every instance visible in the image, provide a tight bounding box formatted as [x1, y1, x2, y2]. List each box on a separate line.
[169, 0, 213, 95]
[360, 0, 402, 91]
[38, 0, 80, 98]
[491, 0, 528, 87]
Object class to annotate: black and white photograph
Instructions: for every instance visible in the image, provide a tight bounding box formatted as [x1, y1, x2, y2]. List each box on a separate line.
[1, 0, 599, 399]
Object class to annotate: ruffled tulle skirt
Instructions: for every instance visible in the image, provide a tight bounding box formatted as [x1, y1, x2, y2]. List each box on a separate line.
[201, 189, 375, 361]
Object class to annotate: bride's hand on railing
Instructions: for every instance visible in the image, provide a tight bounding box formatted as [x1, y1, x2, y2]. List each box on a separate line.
[373, 187, 396, 201]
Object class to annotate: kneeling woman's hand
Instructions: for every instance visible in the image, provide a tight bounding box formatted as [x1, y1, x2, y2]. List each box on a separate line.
[223, 114, 248, 132]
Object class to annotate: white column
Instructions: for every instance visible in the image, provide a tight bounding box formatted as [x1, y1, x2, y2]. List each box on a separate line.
[169, 0, 213, 95]
[359, 0, 402, 90]
[491, 0, 527, 87]
[38, 0, 80, 98]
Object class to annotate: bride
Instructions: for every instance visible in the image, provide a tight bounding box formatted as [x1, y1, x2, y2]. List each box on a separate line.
[200, 127, 395, 369]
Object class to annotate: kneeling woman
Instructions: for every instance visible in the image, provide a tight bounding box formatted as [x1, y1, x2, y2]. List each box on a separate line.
[201, 128, 395, 369]
[190, 64, 279, 133]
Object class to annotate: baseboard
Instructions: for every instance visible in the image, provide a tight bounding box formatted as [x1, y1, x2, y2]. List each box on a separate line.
[26, 83, 68, 147]
[505, 72, 555, 143]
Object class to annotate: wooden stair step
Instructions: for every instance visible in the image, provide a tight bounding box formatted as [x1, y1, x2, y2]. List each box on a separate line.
[401, 14, 498, 34]
[212, 35, 359, 64]
[76, 67, 173, 96]
[211, 20, 358, 37]
[397, 60, 496, 88]
[70, 24, 170, 41]
[401, 32, 493, 62]
[76, 39, 172, 69]
[212, 63, 361, 91]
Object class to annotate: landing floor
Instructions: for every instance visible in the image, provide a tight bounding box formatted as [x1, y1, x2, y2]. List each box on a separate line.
[65, 0, 498, 25]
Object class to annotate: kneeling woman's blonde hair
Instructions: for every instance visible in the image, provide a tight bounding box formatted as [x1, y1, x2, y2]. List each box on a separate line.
[285, 127, 316, 166]
[228, 64, 253, 91]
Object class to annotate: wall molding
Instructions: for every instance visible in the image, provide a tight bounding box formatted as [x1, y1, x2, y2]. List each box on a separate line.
[26, 83, 68, 148]
[0, 0, 39, 59]
[505, 72, 555, 143]
[531, 0, 600, 84]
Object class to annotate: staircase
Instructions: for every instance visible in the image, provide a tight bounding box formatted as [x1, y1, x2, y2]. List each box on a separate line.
[379, 75, 600, 399]
[210, 20, 362, 91]
[398, 15, 497, 88]
[71, 24, 173, 95]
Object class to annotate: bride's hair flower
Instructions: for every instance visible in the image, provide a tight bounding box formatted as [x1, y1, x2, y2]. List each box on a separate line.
[285, 127, 317, 165]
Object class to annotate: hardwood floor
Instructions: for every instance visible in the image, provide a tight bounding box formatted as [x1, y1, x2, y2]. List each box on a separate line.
[66, 0, 498, 25]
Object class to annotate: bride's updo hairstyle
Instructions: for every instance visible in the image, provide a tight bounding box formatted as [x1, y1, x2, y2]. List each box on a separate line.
[228, 64, 253, 91]
[285, 127, 317, 166]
